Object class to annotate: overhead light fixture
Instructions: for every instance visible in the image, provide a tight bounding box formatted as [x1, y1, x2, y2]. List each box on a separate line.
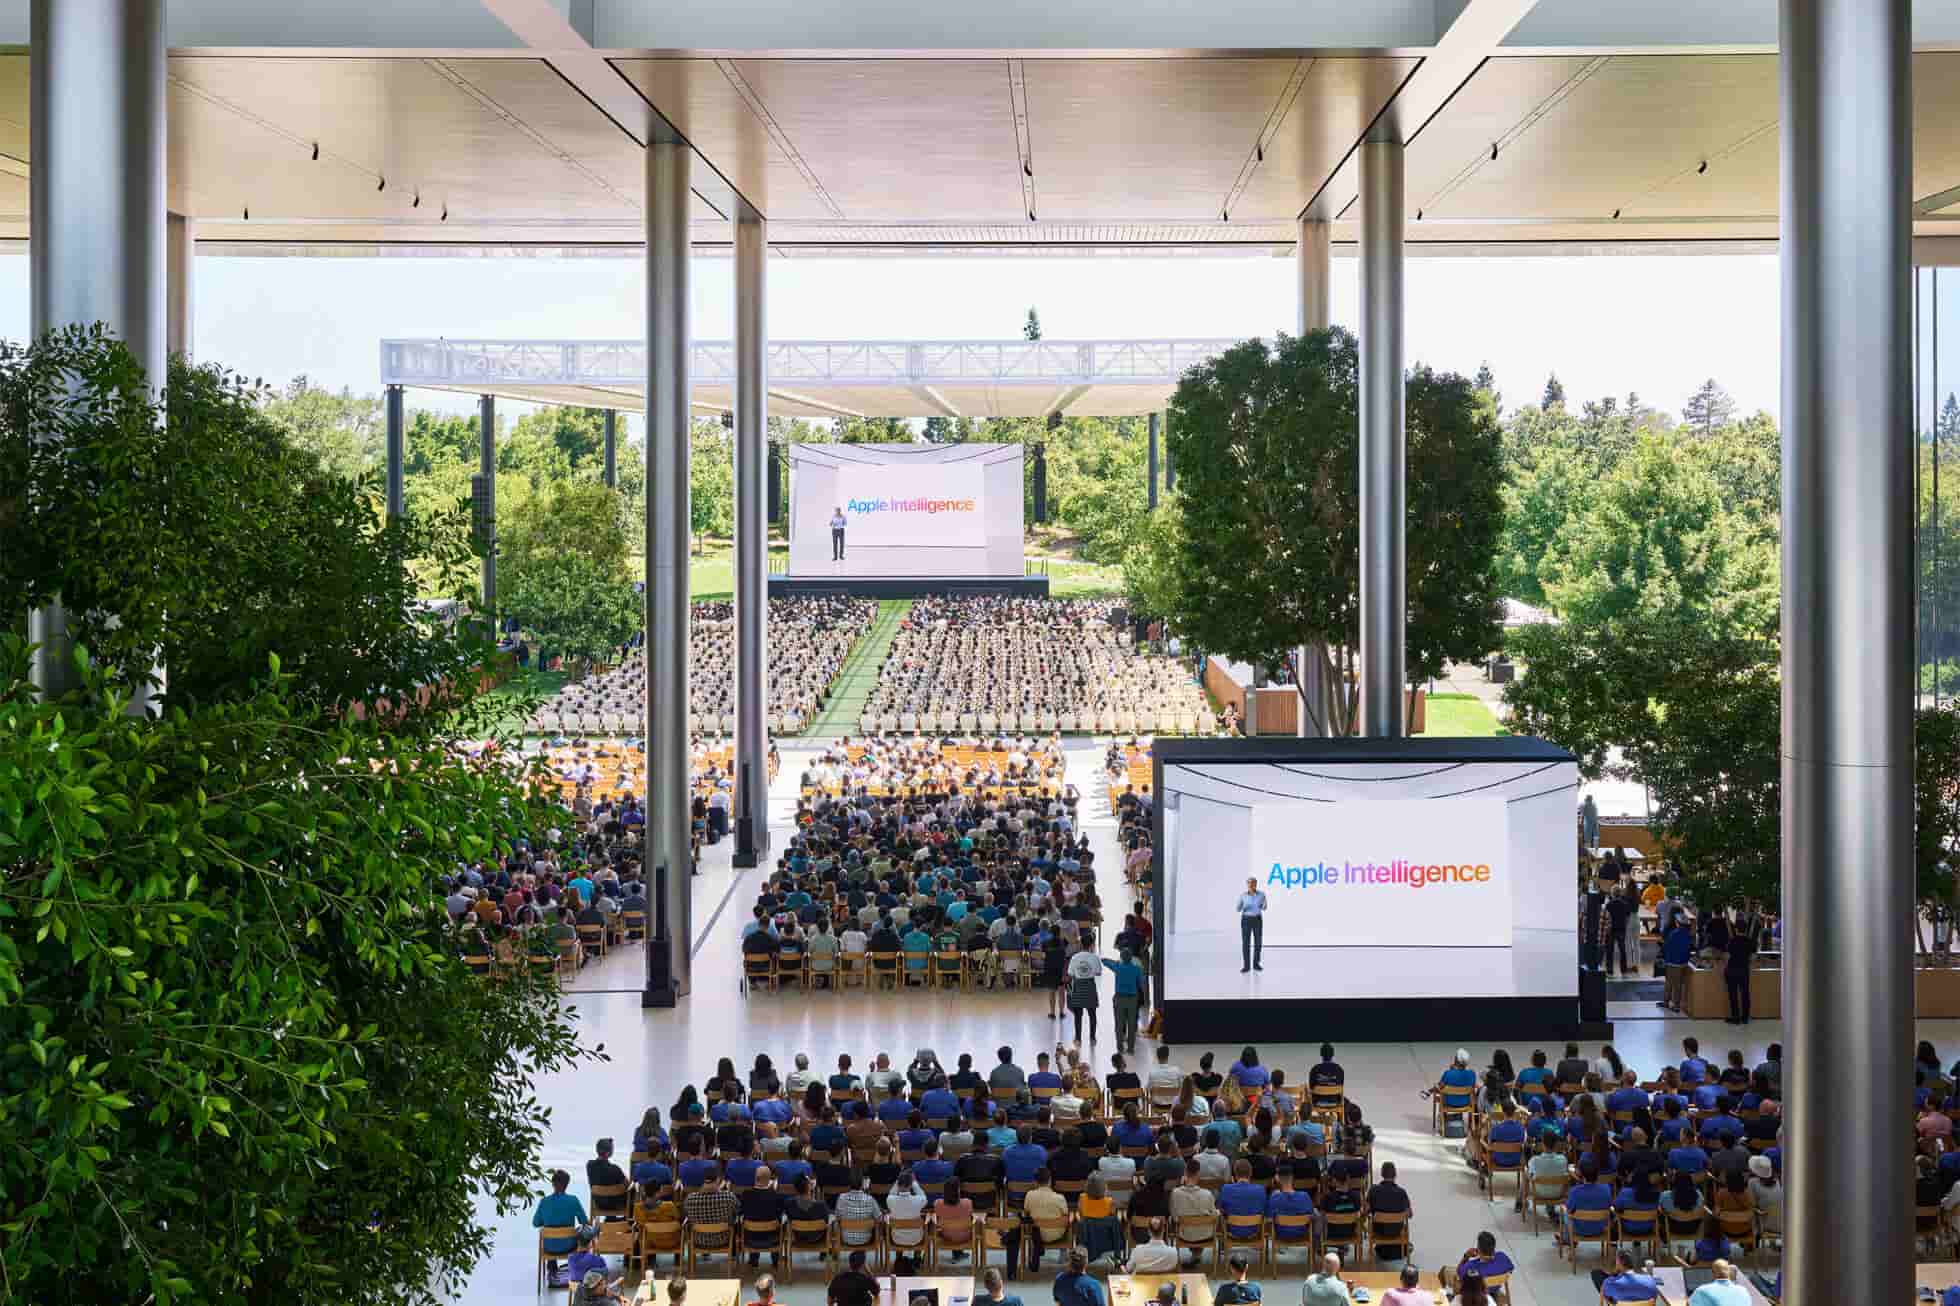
[1255, 145, 1264, 163]
[441, 204, 449, 222]
[1612, 208, 1622, 220]
[1027, 208, 1036, 222]
[1221, 209, 1230, 222]
[1490, 142, 1499, 161]
[243, 207, 250, 221]
[311, 142, 320, 162]
[1023, 161, 1033, 178]
[1416, 208, 1424, 221]
[413, 191, 421, 208]
[1697, 160, 1708, 175]
[377, 176, 387, 192]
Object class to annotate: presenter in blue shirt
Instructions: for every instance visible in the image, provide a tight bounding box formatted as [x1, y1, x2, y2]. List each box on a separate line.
[1236, 877, 1267, 973]
[830, 506, 848, 561]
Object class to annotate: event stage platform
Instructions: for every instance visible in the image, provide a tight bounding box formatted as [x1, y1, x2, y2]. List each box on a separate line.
[767, 575, 1050, 599]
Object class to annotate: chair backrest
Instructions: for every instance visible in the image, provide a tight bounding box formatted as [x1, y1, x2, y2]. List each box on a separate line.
[1272, 1212, 1313, 1241]
[1570, 1208, 1611, 1238]
[643, 1219, 683, 1250]
[743, 1216, 784, 1240]
[790, 1218, 831, 1244]
[1322, 1210, 1360, 1245]
[689, 1221, 732, 1246]
[837, 1216, 880, 1245]
[577, 923, 605, 946]
[1223, 1212, 1264, 1238]
[590, 1183, 629, 1207]
[889, 1214, 927, 1240]
[1718, 1207, 1755, 1237]
[537, 1224, 578, 1250]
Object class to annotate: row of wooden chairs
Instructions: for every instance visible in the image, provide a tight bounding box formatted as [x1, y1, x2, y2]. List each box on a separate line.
[741, 947, 1043, 994]
[463, 910, 648, 982]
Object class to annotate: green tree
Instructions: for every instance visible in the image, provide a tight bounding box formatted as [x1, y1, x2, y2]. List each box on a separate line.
[1681, 377, 1737, 438]
[1541, 430, 1778, 635]
[1497, 441, 1590, 608]
[690, 419, 736, 548]
[0, 327, 598, 1305]
[1158, 330, 1504, 734]
[1541, 372, 1565, 410]
[404, 407, 479, 477]
[506, 405, 607, 474]
[503, 552, 641, 672]
[259, 376, 382, 481]
[2, 329, 481, 711]
[1473, 362, 1500, 415]
[499, 478, 632, 582]
[1024, 308, 1043, 341]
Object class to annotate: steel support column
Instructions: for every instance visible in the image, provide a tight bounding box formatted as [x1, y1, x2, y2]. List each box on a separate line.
[644, 140, 694, 1006]
[478, 393, 497, 630]
[732, 204, 770, 870]
[166, 212, 192, 359]
[1147, 412, 1160, 511]
[385, 385, 405, 521]
[603, 409, 618, 488]
[1779, 1, 1914, 1302]
[28, 0, 166, 700]
[1162, 411, 1174, 492]
[1296, 218, 1331, 334]
[1358, 140, 1406, 738]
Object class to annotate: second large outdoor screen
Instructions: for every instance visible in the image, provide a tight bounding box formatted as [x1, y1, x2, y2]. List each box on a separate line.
[788, 442, 1024, 578]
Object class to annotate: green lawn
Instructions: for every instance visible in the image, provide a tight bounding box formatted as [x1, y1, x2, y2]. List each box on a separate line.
[1418, 691, 1504, 737]
[469, 666, 568, 735]
[1039, 556, 1126, 598]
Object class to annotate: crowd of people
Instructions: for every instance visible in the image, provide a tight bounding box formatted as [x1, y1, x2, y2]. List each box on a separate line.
[795, 736, 1070, 799]
[528, 596, 876, 736]
[862, 597, 1214, 735]
[540, 1041, 1390, 1294]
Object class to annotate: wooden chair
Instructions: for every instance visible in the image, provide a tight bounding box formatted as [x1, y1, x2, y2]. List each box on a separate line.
[1031, 1084, 1062, 1103]
[593, 1218, 636, 1262]
[1053, 1178, 1088, 1207]
[1485, 1136, 1528, 1206]
[979, 1219, 1017, 1273]
[1615, 1205, 1662, 1262]
[1269, 1213, 1315, 1268]
[463, 949, 495, 977]
[1525, 1174, 1570, 1236]
[886, 1214, 929, 1265]
[837, 1219, 884, 1270]
[1309, 1085, 1345, 1125]
[1563, 1207, 1614, 1273]
[742, 1215, 788, 1269]
[555, 935, 580, 978]
[964, 1179, 998, 1215]
[577, 922, 607, 958]
[621, 908, 647, 942]
[684, 1221, 737, 1275]
[933, 948, 967, 991]
[1368, 1209, 1412, 1264]
[840, 951, 869, 989]
[1029, 1211, 1074, 1271]
[743, 955, 776, 994]
[1172, 1214, 1216, 1270]
[1108, 1087, 1145, 1120]
[1717, 1206, 1761, 1264]
[784, 1218, 835, 1280]
[637, 1216, 683, 1271]
[869, 951, 901, 991]
[588, 1183, 631, 1222]
[775, 951, 806, 993]
[1321, 1209, 1363, 1262]
[1433, 1082, 1476, 1137]
[902, 952, 933, 988]
[1218, 1212, 1269, 1273]
[1003, 1179, 1036, 1212]
[927, 1213, 979, 1268]
[1662, 1208, 1703, 1260]
[536, 1225, 578, 1294]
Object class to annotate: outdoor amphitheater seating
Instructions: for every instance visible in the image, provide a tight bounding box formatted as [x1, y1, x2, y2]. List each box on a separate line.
[528, 596, 875, 736]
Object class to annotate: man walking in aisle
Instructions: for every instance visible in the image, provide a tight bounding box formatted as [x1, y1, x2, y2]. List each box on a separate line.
[1236, 877, 1267, 973]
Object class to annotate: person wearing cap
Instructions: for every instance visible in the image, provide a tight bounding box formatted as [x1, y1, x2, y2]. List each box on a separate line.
[1747, 1153, 1784, 1238]
[564, 1227, 609, 1286]
[1435, 1050, 1478, 1124]
[575, 1266, 624, 1303]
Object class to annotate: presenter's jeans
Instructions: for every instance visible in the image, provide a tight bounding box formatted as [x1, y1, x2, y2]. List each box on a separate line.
[1664, 963, 1688, 1011]
[1726, 970, 1751, 1023]
[832, 528, 845, 560]
[1113, 993, 1140, 1051]
[1240, 915, 1263, 969]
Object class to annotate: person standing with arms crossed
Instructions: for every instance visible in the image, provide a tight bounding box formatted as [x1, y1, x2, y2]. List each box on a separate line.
[1237, 877, 1267, 973]
[830, 505, 848, 561]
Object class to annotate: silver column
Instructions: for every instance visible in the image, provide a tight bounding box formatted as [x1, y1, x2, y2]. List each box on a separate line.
[603, 409, 618, 489]
[1296, 218, 1331, 334]
[384, 385, 405, 521]
[1296, 217, 1333, 735]
[732, 203, 770, 870]
[1357, 139, 1406, 738]
[1147, 412, 1160, 511]
[28, 0, 166, 697]
[166, 212, 193, 360]
[1162, 411, 1174, 492]
[478, 393, 497, 629]
[645, 140, 694, 1003]
[1779, 1, 1913, 1302]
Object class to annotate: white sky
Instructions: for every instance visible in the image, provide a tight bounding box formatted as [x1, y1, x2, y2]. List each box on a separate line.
[0, 250, 1783, 426]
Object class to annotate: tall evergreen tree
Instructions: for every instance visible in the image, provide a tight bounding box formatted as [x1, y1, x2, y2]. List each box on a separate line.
[1681, 378, 1737, 437]
[1542, 372, 1566, 409]
[1024, 308, 1043, 341]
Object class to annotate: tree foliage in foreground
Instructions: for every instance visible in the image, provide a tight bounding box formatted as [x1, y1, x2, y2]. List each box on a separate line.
[1151, 330, 1504, 734]
[0, 328, 600, 1304]
[504, 552, 641, 673]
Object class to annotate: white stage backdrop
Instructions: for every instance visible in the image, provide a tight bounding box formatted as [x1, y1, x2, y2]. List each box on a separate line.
[1161, 752, 1578, 1001]
[788, 442, 1024, 578]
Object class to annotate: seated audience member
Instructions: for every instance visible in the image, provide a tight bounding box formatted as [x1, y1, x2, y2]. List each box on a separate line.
[1557, 1158, 1613, 1248]
[1379, 1265, 1428, 1306]
[1687, 1212, 1732, 1265]
[534, 1170, 588, 1265]
[1053, 1249, 1105, 1306]
[1686, 1260, 1753, 1306]
[1301, 1252, 1354, 1306]
[586, 1138, 629, 1215]
[1440, 1231, 1514, 1294]
[1215, 1251, 1262, 1304]
[1592, 1248, 1661, 1302]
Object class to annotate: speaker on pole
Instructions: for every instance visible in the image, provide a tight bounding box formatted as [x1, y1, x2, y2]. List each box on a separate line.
[1032, 442, 1048, 524]
[767, 443, 783, 525]
[642, 862, 679, 1008]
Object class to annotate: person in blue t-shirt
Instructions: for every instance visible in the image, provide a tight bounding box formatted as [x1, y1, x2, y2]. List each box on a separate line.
[1593, 1248, 1662, 1302]
[1028, 1053, 1066, 1096]
[1002, 1128, 1048, 1182]
[920, 1084, 962, 1122]
[752, 1096, 793, 1125]
[915, 1137, 955, 1188]
[1264, 1166, 1315, 1241]
[878, 1093, 915, 1124]
[1679, 1038, 1710, 1085]
[533, 1170, 588, 1257]
[1687, 1212, 1732, 1264]
[1218, 1160, 1267, 1218]
[1559, 1158, 1614, 1247]
[1442, 1231, 1515, 1294]
[771, 1142, 813, 1191]
[1667, 1139, 1710, 1178]
[1438, 1050, 1479, 1109]
[1112, 1105, 1156, 1151]
[678, 1143, 717, 1190]
[1605, 1072, 1650, 1118]
[1656, 1098, 1692, 1146]
[633, 1154, 675, 1188]
[1698, 1099, 1745, 1144]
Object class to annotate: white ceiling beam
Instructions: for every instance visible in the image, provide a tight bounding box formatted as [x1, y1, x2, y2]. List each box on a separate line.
[910, 386, 963, 419]
[1302, 0, 1544, 223]
[769, 387, 864, 419]
[1048, 384, 1092, 416]
[1917, 182, 1960, 215]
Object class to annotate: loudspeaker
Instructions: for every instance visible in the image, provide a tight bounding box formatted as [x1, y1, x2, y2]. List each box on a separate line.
[767, 444, 783, 525]
[1032, 443, 1048, 524]
[1578, 968, 1608, 1025]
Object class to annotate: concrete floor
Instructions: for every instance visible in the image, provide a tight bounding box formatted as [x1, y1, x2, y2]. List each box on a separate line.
[449, 737, 1943, 1306]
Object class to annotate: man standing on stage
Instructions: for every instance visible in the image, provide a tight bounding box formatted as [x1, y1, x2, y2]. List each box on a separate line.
[1236, 876, 1267, 974]
[830, 505, 848, 561]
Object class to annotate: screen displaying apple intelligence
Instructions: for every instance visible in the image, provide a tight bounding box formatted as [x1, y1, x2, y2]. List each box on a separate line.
[787, 442, 1024, 578]
[1157, 748, 1578, 1002]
